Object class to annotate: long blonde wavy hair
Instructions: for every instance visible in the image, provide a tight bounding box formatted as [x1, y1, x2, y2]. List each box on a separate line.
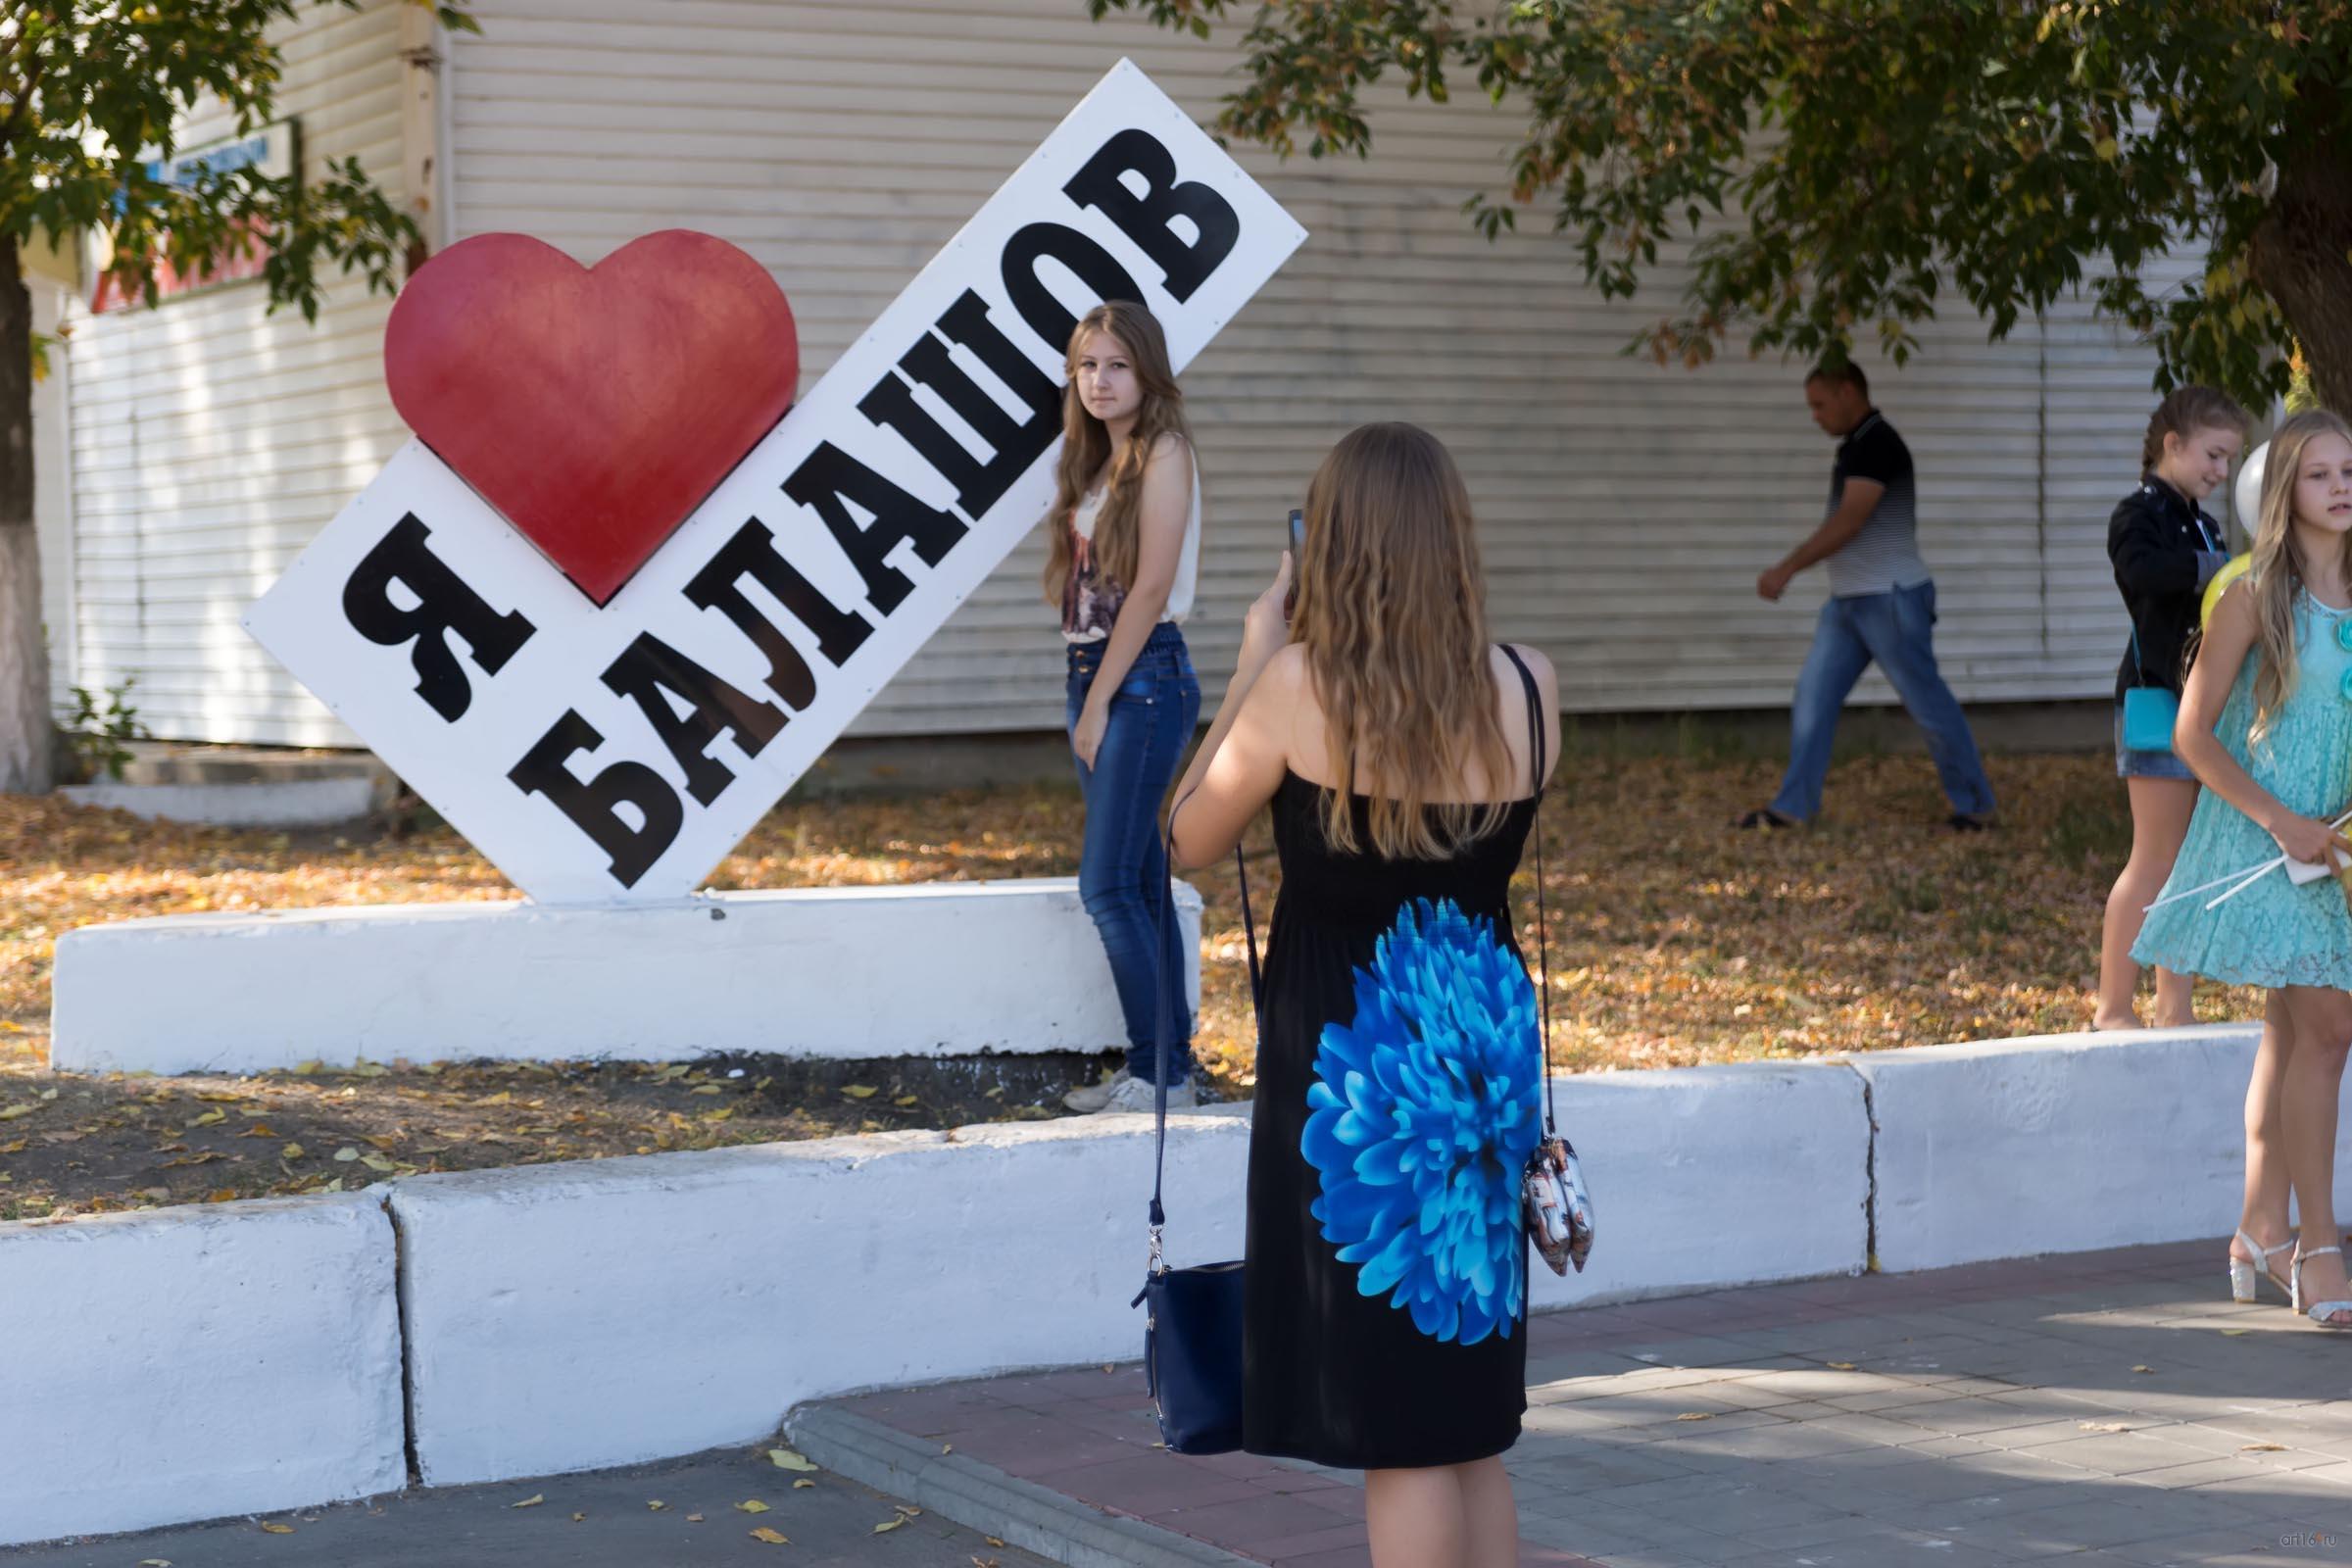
[1292, 422, 1516, 858]
[2246, 409, 2352, 741]
[1041, 301, 1194, 607]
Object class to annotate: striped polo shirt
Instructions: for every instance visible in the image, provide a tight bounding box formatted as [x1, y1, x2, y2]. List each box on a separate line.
[1825, 410, 1932, 598]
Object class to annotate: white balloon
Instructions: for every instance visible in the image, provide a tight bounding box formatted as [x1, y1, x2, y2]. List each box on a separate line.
[2235, 440, 2269, 532]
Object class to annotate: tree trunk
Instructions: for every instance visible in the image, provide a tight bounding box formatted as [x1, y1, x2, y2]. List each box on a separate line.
[0, 234, 51, 794]
[2248, 86, 2352, 414]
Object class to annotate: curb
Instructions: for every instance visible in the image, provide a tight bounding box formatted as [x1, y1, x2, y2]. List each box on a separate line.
[784, 1405, 1251, 1568]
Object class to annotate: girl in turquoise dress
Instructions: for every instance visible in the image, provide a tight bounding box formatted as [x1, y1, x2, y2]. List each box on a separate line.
[2135, 410, 2352, 1330]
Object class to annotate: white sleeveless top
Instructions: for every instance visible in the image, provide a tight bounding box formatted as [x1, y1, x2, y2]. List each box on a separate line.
[1060, 454, 1201, 644]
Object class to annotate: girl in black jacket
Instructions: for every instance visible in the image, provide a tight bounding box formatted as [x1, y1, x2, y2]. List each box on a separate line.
[2098, 386, 2250, 1030]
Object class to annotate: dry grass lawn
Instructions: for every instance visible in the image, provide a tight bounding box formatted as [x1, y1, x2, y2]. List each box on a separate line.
[0, 749, 2259, 1219]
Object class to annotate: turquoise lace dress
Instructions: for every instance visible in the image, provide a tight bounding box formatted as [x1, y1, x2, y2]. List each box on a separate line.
[2134, 591, 2352, 990]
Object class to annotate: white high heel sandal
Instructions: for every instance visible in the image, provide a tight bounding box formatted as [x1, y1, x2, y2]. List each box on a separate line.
[2289, 1244, 2352, 1330]
[2230, 1228, 2296, 1303]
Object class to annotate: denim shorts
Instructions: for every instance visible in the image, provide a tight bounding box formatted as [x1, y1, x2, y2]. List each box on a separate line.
[2114, 703, 2196, 781]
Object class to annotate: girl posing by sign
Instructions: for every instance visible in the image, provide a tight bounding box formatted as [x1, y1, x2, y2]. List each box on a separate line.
[1049, 302, 1207, 1115]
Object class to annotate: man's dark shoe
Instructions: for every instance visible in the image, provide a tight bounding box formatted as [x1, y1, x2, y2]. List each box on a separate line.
[1736, 808, 1799, 830]
[1945, 812, 1994, 833]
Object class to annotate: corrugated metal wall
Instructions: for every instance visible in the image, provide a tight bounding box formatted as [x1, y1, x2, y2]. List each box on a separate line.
[59, 1, 408, 747]
[61, 0, 2196, 746]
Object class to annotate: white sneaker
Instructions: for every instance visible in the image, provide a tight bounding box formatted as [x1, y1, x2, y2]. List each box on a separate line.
[1061, 1067, 1133, 1112]
[1098, 1074, 1196, 1114]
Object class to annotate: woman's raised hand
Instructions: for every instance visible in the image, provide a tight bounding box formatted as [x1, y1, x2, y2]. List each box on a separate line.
[1241, 551, 1294, 669]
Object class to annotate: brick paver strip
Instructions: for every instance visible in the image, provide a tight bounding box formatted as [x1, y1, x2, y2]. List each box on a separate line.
[800, 1240, 2352, 1566]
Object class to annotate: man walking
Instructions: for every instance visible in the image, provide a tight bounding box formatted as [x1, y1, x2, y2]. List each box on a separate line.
[1739, 364, 1996, 831]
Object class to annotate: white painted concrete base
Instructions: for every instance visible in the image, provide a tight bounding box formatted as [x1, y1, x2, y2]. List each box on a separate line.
[1529, 1060, 1869, 1311]
[0, 1195, 403, 1547]
[13, 1022, 2349, 1542]
[390, 1062, 1867, 1486]
[390, 1112, 1246, 1486]
[1859, 1023, 2352, 1272]
[50, 878, 1204, 1075]
[60, 774, 385, 828]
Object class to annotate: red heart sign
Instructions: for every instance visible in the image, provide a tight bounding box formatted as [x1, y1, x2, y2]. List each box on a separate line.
[385, 230, 799, 605]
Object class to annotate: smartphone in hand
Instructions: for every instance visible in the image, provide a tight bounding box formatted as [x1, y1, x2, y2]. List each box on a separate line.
[1283, 509, 1303, 618]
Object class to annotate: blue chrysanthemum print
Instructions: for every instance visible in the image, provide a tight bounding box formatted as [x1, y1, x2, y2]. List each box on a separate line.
[1301, 898, 1542, 1346]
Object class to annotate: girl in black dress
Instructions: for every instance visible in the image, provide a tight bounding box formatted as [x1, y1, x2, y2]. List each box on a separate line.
[1167, 422, 1560, 1568]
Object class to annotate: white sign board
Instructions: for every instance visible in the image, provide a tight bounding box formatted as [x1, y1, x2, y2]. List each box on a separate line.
[246, 61, 1305, 905]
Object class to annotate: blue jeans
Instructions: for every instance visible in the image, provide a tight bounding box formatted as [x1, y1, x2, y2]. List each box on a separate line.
[1769, 580, 1996, 822]
[1067, 623, 1202, 1084]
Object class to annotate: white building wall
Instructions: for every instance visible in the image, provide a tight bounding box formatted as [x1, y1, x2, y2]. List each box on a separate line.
[58, 0, 2187, 746]
[442, 0, 2178, 734]
[60, 1, 410, 747]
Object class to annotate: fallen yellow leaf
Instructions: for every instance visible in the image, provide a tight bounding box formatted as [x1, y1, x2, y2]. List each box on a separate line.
[281, 1143, 305, 1160]
[0, 1104, 36, 1121]
[2131, 1365, 2155, 1375]
[1825, 1361, 1857, 1371]
[186, 1110, 227, 1127]
[511, 1494, 544, 1508]
[895, 1096, 920, 1107]
[767, 1447, 819, 1472]
[1673, 1411, 1713, 1421]
[2242, 1443, 2287, 1452]
[872, 1516, 906, 1534]
[792, 1479, 815, 1490]
[690, 1084, 722, 1096]
[736, 1499, 771, 1514]
[332, 1147, 361, 1162]
[238, 1124, 278, 1139]
[750, 1527, 790, 1544]
[647, 1500, 667, 1511]
[259, 1522, 295, 1534]
[842, 1085, 878, 1100]
[292, 1060, 322, 1075]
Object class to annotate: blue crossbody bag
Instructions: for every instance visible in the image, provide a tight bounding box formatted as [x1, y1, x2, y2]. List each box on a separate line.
[2121, 628, 2179, 754]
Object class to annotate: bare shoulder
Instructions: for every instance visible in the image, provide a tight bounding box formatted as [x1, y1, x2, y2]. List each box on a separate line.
[1496, 642, 1558, 696]
[1147, 429, 1193, 466]
[2207, 575, 2259, 640]
[1258, 642, 1312, 706]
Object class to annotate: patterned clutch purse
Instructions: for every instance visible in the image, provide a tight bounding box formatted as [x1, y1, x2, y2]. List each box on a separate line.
[1523, 1135, 1593, 1276]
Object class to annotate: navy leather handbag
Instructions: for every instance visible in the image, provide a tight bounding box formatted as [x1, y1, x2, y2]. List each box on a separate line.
[1131, 835, 1255, 1454]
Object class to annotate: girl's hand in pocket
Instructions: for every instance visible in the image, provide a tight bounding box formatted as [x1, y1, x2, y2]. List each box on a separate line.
[1072, 700, 1108, 769]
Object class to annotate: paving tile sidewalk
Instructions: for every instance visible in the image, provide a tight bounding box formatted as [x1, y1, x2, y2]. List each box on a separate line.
[805, 1241, 2352, 1567]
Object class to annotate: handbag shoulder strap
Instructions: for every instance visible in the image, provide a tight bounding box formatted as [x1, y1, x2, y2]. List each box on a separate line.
[1146, 808, 1264, 1256]
[1495, 644, 1558, 1139]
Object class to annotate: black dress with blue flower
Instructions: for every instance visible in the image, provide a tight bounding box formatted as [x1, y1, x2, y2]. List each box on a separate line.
[1244, 764, 1542, 1470]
